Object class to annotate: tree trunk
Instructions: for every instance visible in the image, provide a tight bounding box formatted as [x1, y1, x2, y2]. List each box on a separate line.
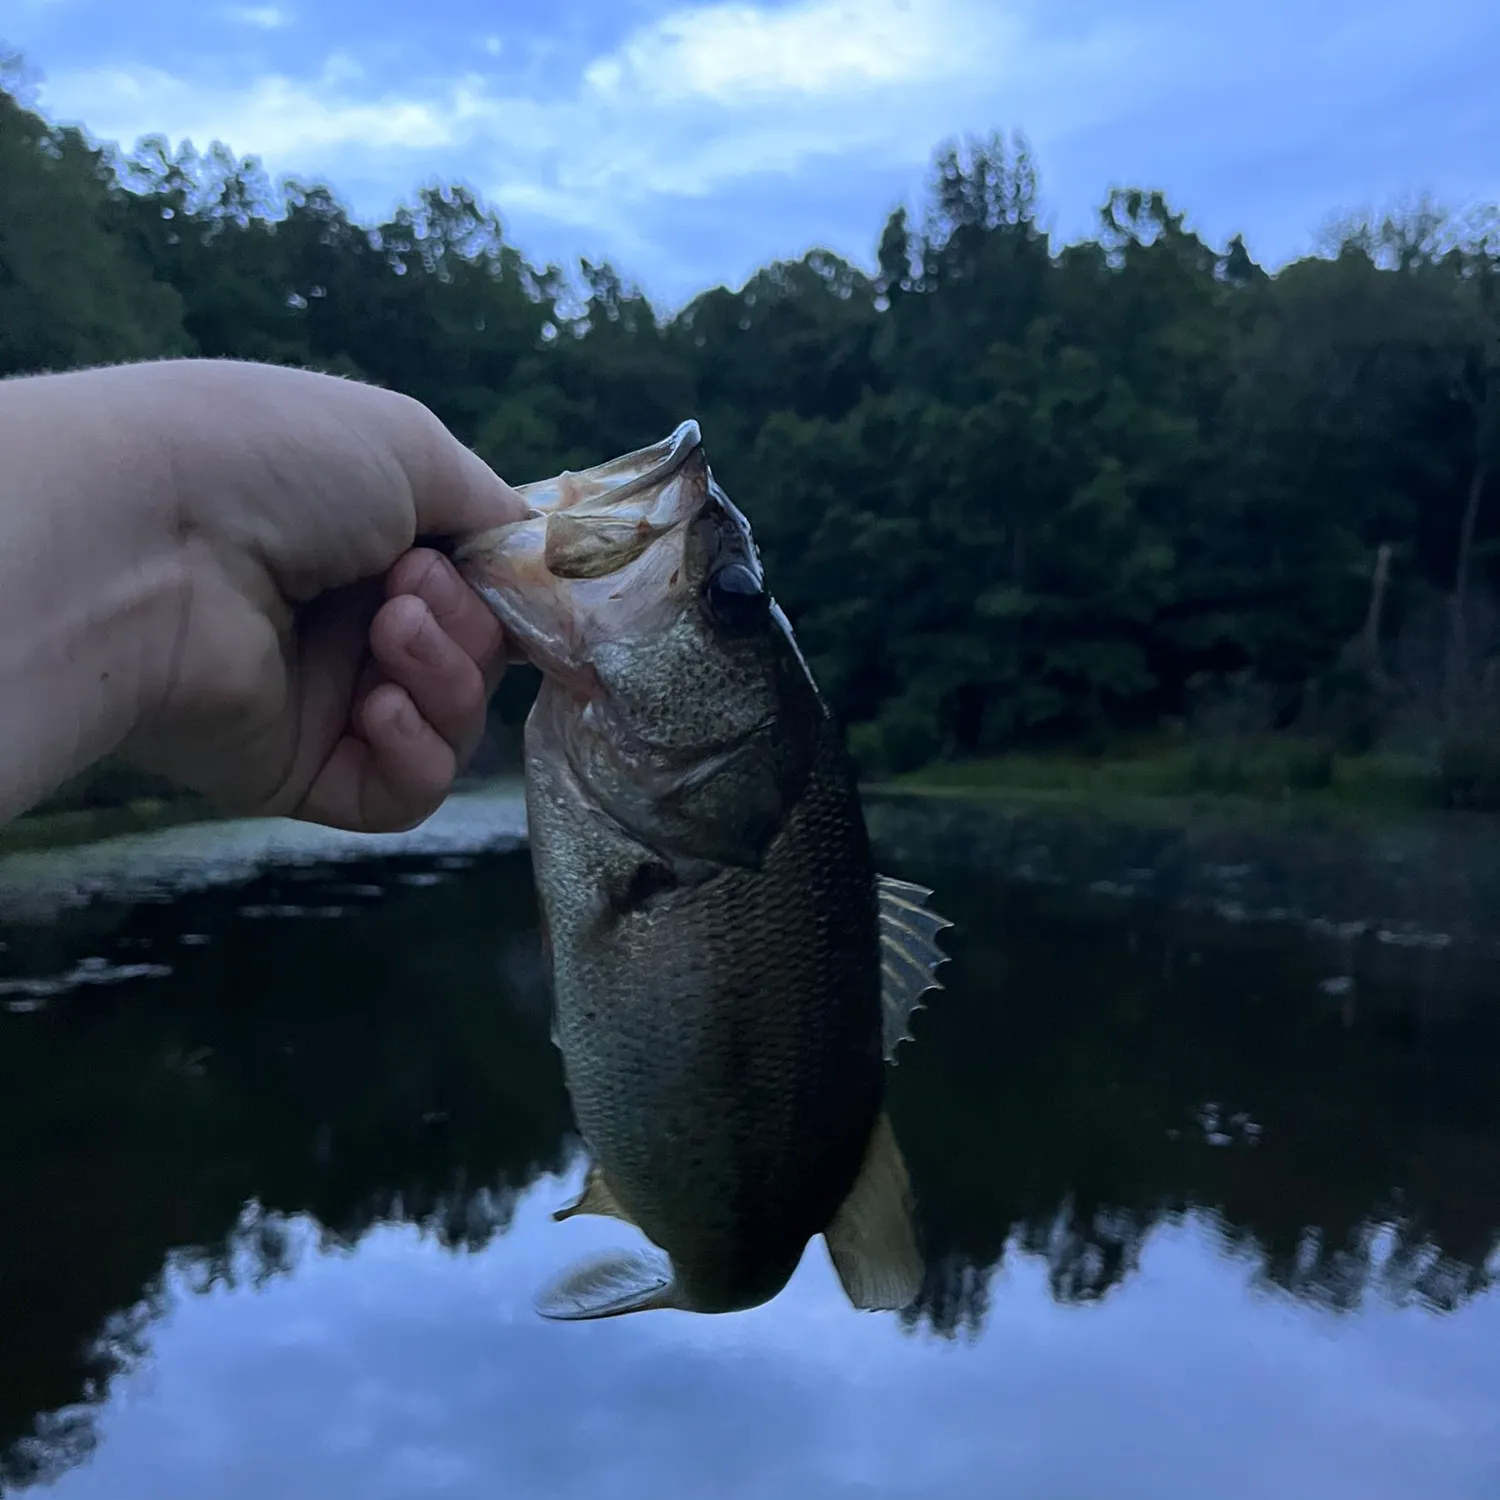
[1448, 453, 1489, 720]
[1358, 541, 1392, 687]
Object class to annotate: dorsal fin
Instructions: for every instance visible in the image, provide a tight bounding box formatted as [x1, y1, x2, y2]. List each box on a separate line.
[553, 1161, 636, 1225]
[877, 874, 953, 1061]
[533, 1247, 679, 1321]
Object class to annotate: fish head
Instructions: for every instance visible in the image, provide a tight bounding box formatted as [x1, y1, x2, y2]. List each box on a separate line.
[454, 421, 820, 868]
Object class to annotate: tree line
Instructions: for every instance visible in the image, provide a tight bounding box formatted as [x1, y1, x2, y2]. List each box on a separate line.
[3, 56, 1498, 805]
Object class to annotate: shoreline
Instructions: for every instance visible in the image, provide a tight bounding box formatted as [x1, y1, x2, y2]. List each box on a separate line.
[0, 780, 529, 925]
[860, 785, 1500, 1003]
[0, 772, 528, 859]
[6, 757, 1485, 861]
[863, 778, 1488, 837]
[5, 777, 1500, 991]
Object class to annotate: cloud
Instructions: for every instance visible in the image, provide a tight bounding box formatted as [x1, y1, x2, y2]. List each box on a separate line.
[48, 57, 477, 156]
[36, 0, 1152, 205]
[22, 0, 1498, 306]
[222, 4, 292, 28]
[585, 0, 1014, 103]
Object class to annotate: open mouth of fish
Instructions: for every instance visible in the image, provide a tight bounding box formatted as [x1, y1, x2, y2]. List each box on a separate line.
[453, 421, 701, 650]
[452, 420, 777, 767]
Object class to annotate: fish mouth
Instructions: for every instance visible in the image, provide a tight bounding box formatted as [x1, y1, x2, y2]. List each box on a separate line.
[509, 420, 703, 519]
[452, 420, 710, 692]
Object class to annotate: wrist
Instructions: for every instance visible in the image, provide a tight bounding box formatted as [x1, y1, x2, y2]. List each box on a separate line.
[0, 364, 192, 821]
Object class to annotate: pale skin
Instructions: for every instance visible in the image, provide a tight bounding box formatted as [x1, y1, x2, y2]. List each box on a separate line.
[0, 358, 528, 832]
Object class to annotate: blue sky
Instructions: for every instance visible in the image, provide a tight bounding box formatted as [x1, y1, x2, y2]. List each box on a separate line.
[6, 0, 1498, 309]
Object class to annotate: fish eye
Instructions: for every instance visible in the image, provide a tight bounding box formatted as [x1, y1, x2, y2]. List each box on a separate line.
[703, 561, 770, 635]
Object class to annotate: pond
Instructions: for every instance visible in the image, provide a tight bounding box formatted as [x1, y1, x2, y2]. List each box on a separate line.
[2, 793, 1498, 1498]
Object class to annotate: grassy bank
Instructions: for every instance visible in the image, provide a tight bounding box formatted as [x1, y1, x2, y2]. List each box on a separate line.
[876, 739, 1466, 828]
[0, 797, 217, 857]
[0, 772, 526, 859]
[2, 739, 1490, 862]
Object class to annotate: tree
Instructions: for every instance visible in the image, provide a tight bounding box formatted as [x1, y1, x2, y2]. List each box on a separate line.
[0, 87, 189, 376]
[4, 59, 1497, 793]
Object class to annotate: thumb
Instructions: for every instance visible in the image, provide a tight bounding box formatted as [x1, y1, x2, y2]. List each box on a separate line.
[401, 416, 531, 541]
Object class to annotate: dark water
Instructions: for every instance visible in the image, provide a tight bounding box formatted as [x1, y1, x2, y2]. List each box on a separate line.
[2, 812, 1499, 1498]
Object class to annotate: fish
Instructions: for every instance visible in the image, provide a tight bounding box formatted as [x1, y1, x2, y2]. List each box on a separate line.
[452, 420, 951, 1321]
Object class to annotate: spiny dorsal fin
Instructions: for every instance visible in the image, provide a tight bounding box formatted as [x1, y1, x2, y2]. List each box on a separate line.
[533, 1246, 678, 1321]
[553, 1161, 635, 1225]
[824, 1110, 924, 1312]
[877, 874, 953, 1061]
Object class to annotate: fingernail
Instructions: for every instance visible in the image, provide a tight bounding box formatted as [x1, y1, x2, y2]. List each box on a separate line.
[421, 553, 460, 611]
[407, 604, 439, 662]
[396, 698, 423, 739]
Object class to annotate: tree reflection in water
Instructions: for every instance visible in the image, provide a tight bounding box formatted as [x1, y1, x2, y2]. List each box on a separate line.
[2, 836, 1497, 1488]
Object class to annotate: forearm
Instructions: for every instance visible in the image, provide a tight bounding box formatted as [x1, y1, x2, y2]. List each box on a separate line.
[0, 365, 189, 824]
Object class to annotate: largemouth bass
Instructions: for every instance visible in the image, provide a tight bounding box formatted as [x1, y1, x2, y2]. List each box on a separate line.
[453, 420, 951, 1320]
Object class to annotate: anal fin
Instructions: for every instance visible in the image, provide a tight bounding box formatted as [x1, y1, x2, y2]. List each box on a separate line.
[824, 1110, 924, 1312]
[554, 1161, 634, 1225]
[534, 1246, 678, 1321]
[877, 874, 953, 1060]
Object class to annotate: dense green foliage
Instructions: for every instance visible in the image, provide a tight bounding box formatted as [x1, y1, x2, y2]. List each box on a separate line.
[4, 65, 1498, 801]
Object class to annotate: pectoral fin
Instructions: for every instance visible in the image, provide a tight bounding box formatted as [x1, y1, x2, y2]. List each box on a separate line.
[534, 1247, 679, 1321]
[824, 1110, 924, 1312]
[553, 1161, 634, 1225]
[877, 874, 953, 1060]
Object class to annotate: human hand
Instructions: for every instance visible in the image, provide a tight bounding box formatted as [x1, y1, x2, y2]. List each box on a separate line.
[95, 359, 526, 831]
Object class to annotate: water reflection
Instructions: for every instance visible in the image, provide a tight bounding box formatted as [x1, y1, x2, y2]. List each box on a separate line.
[1, 821, 1499, 1493]
[0, 850, 571, 1489]
[887, 871, 1500, 1335]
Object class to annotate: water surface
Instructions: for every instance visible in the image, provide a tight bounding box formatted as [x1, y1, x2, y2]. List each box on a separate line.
[2, 803, 1498, 1497]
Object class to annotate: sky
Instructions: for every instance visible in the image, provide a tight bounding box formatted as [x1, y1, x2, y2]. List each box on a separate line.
[5, 0, 1498, 310]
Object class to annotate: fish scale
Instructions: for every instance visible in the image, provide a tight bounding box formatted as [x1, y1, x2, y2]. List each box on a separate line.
[536, 706, 885, 1306]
